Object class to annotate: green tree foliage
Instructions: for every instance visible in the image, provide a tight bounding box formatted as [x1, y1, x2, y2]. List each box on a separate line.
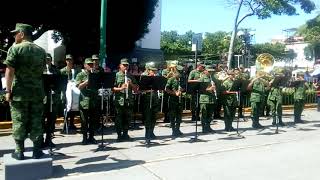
[226, 0, 316, 67]
[251, 43, 297, 62]
[297, 14, 320, 59]
[203, 31, 230, 56]
[0, 0, 159, 60]
[160, 30, 194, 60]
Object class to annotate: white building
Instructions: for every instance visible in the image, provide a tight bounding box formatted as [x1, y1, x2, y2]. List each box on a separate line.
[271, 36, 315, 69]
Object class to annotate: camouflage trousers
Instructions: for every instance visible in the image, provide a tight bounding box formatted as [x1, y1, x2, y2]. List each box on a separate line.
[294, 99, 304, 121]
[115, 104, 133, 134]
[10, 101, 44, 142]
[200, 103, 214, 128]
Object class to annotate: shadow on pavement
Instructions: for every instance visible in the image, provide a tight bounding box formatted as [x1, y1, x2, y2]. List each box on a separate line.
[51, 157, 145, 178]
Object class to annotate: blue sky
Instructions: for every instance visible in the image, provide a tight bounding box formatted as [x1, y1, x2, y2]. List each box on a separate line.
[161, 0, 319, 43]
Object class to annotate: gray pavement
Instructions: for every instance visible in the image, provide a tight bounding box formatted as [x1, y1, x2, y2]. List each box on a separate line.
[1, 109, 320, 180]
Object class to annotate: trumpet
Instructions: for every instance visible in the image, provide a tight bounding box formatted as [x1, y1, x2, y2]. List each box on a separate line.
[124, 70, 129, 99]
[210, 75, 217, 99]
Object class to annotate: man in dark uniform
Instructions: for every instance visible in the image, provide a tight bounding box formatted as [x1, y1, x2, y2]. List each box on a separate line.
[188, 63, 205, 121]
[113, 58, 138, 141]
[75, 58, 98, 144]
[60, 54, 81, 131]
[42, 53, 60, 147]
[141, 62, 160, 143]
[292, 72, 308, 123]
[267, 69, 286, 126]
[247, 71, 269, 128]
[221, 70, 238, 132]
[165, 63, 184, 137]
[199, 65, 217, 133]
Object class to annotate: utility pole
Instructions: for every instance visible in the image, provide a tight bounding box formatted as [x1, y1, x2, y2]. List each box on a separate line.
[99, 0, 107, 67]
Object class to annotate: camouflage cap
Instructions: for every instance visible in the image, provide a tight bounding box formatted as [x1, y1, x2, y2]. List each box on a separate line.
[84, 58, 94, 64]
[65, 54, 73, 60]
[120, 58, 129, 65]
[176, 65, 184, 71]
[205, 65, 215, 71]
[46, 53, 52, 59]
[146, 62, 157, 71]
[92, 54, 99, 60]
[10, 23, 33, 34]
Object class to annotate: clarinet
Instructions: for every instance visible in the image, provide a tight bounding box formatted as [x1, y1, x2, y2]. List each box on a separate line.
[178, 78, 182, 103]
[124, 70, 129, 100]
[210, 75, 217, 99]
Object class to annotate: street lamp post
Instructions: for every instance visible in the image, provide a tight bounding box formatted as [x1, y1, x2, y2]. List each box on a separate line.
[99, 0, 107, 67]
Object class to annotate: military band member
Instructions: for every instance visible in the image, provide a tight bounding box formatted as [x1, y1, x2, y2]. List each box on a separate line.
[221, 70, 238, 132]
[292, 72, 308, 123]
[113, 58, 138, 141]
[199, 65, 217, 133]
[267, 70, 285, 126]
[141, 63, 160, 143]
[188, 63, 205, 121]
[92, 54, 105, 73]
[161, 61, 176, 123]
[42, 53, 60, 147]
[60, 54, 81, 131]
[165, 65, 184, 137]
[247, 71, 269, 129]
[76, 58, 98, 145]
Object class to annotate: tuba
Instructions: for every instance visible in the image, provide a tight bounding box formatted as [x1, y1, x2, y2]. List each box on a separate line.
[256, 53, 274, 74]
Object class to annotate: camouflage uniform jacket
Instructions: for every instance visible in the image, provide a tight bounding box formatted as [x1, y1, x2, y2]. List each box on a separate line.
[222, 78, 238, 106]
[249, 78, 265, 103]
[75, 71, 98, 109]
[188, 69, 202, 80]
[114, 71, 135, 106]
[4, 40, 46, 101]
[199, 74, 216, 104]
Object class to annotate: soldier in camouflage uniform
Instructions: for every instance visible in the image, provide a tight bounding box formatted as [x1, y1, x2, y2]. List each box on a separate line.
[113, 58, 138, 141]
[76, 58, 98, 144]
[267, 70, 285, 126]
[188, 64, 205, 121]
[221, 70, 238, 132]
[60, 54, 81, 131]
[199, 65, 217, 133]
[42, 53, 60, 147]
[92, 54, 105, 73]
[161, 62, 172, 123]
[4, 23, 46, 160]
[141, 63, 160, 143]
[247, 71, 269, 129]
[165, 64, 184, 137]
[292, 72, 308, 123]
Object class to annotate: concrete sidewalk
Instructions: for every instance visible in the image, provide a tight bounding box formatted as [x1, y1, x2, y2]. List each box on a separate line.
[0, 109, 319, 180]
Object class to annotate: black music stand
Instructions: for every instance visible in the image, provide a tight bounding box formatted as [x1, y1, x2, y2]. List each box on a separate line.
[43, 74, 67, 156]
[89, 72, 115, 151]
[139, 76, 167, 146]
[187, 81, 207, 142]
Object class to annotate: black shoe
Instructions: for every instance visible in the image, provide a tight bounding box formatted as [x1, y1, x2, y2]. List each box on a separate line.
[207, 127, 216, 133]
[88, 137, 97, 144]
[294, 120, 304, 124]
[11, 151, 24, 160]
[116, 136, 123, 142]
[122, 134, 132, 141]
[150, 133, 157, 140]
[82, 137, 88, 145]
[278, 122, 286, 126]
[42, 139, 56, 148]
[176, 130, 184, 136]
[272, 121, 276, 126]
[68, 124, 77, 130]
[32, 150, 44, 159]
[252, 123, 264, 129]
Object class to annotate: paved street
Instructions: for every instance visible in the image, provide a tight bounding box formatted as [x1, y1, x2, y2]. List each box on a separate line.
[1, 109, 320, 180]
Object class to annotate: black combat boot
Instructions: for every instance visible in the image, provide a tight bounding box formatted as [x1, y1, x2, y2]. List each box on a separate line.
[82, 134, 88, 145]
[44, 134, 56, 148]
[32, 140, 44, 159]
[88, 133, 97, 144]
[122, 130, 132, 141]
[272, 116, 277, 125]
[175, 123, 183, 136]
[116, 131, 122, 142]
[150, 126, 157, 139]
[12, 140, 25, 160]
[278, 116, 286, 126]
